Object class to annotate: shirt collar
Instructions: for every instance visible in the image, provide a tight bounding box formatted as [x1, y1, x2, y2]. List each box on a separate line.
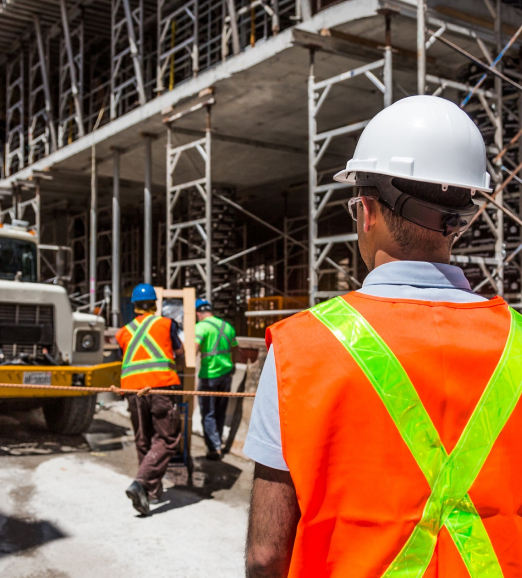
[362, 261, 472, 291]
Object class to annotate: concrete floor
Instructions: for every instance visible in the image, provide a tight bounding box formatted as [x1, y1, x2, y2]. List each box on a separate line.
[0, 402, 253, 578]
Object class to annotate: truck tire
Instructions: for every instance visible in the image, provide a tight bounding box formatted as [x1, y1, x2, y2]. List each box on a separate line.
[43, 395, 97, 435]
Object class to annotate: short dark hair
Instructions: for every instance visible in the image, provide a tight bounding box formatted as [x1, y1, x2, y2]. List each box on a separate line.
[359, 178, 473, 253]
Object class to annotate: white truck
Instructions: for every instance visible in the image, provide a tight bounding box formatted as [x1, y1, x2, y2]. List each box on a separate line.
[0, 221, 120, 434]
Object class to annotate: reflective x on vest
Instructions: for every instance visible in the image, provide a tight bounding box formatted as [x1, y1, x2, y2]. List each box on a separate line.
[121, 316, 176, 378]
[311, 296, 522, 578]
[199, 318, 233, 359]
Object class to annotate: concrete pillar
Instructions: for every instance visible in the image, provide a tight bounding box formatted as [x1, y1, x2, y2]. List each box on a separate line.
[89, 147, 97, 312]
[112, 149, 121, 327]
[143, 136, 152, 285]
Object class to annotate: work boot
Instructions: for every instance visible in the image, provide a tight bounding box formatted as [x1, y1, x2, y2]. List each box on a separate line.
[126, 480, 150, 516]
[206, 450, 222, 461]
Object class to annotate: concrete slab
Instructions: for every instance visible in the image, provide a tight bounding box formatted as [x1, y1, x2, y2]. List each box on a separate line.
[0, 407, 253, 578]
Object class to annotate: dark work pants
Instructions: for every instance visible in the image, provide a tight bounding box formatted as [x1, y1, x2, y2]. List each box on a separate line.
[198, 372, 232, 452]
[128, 389, 181, 499]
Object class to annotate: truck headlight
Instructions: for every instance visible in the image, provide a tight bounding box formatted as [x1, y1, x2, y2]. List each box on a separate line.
[82, 334, 95, 350]
[76, 330, 100, 352]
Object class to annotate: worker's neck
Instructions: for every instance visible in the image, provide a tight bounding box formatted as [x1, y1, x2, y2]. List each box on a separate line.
[372, 247, 451, 270]
[199, 312, 213, 320]
[135, 309, 154, 316]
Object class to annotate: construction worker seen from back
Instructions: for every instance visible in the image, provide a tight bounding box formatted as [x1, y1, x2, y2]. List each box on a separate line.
[195, 298, 239, 460]
[116, 283, 184, 516]
[244, 96, 522, 577]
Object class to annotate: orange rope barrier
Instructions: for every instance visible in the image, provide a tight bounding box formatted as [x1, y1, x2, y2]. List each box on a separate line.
[0, 383, 256, 398]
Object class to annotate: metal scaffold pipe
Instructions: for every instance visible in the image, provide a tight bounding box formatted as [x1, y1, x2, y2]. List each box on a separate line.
[383, 12, 393, 107]
[308, 49, 317, 307]
[144, 136, 153, 285]
[205, 105, 212, 301]
[417, 0, 426, 95]
[494, 0, 504, 296]
[112, 149, 121, 328]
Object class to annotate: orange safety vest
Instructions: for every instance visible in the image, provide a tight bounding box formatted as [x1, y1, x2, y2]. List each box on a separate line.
[267, 292, 522, 578]
[116, 314, 181, 390]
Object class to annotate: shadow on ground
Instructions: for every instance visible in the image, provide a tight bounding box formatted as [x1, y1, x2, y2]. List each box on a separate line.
[151, 456, 243, 515]
[0, 409, 130, 456]
[0, 512, 66, 557]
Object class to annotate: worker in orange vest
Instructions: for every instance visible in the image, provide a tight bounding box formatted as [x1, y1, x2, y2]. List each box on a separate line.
[116, 283, 184, 516]
[244, 96, 522, 577]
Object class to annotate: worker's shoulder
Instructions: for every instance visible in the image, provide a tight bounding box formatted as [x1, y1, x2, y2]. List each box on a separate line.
[157, 315, 173, 328]
[268, 303, 319, 336]
[269, 294, 356, 336]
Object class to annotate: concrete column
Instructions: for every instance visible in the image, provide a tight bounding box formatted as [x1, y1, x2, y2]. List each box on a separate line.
[112, 149, 121, 327]
[143, 136, 152, 285]
[89, 147, 97, 312]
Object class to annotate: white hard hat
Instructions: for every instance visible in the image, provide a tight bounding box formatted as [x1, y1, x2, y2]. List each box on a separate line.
[334, 95, 491, 192]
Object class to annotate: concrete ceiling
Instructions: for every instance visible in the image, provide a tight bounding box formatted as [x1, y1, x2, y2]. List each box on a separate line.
[11, 0, 522, 220]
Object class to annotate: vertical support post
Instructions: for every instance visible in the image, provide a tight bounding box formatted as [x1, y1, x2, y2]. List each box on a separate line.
[166, 126, 172, 288]
[59, 0, 85, 137]
[272, 0, 280, 34]
[205, 106, 212, 300]
[299, 0, 312, 21]
[308, 50, 317, 307]
[34, 180, 41, 280]
[383, 13, 393, 108]
[90, 147, 97, 312]
[143, 136, 153, 284]
[494, 0, 504, 296]
[122, 0, 146, 106]
[519, 91, 522, 303]
[193, 0, 200, 77]
[226, 0, 240, 56]
[417, 0, 426, 95]
[33, 16, 57, 151]
[112, 149, 121, 327]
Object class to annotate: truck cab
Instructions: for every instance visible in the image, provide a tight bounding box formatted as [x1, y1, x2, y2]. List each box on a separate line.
[0, 221, 120, 434]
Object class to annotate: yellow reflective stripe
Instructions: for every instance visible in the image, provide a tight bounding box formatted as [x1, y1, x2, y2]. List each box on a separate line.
[121, 360, 176, 377]
[122, 316, 156, 368]
[310, 296, 522, 578]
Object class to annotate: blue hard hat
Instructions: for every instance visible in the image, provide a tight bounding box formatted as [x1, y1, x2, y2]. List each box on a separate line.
[195, 298, 212, 311]
[131, 283, 157, 303]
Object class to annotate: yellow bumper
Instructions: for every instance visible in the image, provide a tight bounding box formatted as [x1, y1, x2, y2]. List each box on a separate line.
[0, 362, 121, 398]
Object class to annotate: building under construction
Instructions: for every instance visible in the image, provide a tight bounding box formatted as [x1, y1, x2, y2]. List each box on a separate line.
[1, 0, 521, 334]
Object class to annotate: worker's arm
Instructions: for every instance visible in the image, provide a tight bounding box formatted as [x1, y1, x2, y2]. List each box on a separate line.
[232, 344, 241, 363]
[246, 463, 300, 578]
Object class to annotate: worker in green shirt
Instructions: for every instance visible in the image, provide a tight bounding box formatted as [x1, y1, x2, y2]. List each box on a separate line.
[195, 298, 240, 460]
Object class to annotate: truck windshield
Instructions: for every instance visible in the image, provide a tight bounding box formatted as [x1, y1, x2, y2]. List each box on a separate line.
[0, 238, 37, 282]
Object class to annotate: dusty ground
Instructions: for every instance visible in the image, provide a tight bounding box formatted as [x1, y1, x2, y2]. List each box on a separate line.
[0, 400, 253, 578]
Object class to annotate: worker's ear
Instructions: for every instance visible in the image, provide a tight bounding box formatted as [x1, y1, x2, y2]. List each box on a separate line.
[360, 197, 378, 233]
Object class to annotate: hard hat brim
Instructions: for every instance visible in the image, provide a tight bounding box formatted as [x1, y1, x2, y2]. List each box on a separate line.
[333, 169, 492, 193]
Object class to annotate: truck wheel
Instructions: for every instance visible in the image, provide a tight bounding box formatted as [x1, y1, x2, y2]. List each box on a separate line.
[43, 395, 97, 435]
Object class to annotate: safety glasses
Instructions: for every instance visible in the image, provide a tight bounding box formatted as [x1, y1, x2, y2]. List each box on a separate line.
[348, 196, 378, 221]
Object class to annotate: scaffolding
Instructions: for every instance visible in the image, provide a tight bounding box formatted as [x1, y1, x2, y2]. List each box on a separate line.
[1, 0, 522, 327]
